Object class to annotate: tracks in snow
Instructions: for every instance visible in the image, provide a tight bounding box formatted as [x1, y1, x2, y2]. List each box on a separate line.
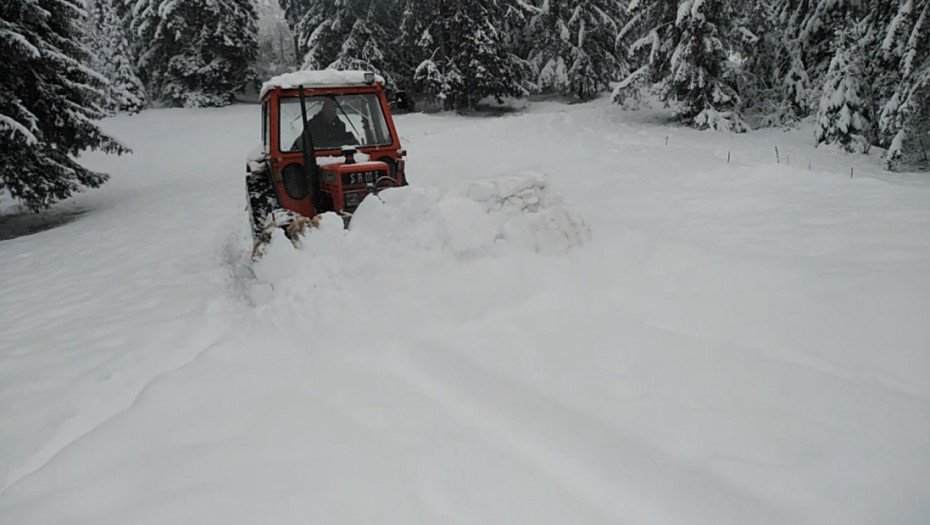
[384, 339, 796, 525]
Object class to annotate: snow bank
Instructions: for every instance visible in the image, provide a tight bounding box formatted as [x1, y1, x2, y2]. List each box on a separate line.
[348, 171, 590, 257]
[248, 172, 589, 310]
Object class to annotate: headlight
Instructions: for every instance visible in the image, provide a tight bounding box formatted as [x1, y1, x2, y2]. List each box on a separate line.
[345, 192, 362, 208]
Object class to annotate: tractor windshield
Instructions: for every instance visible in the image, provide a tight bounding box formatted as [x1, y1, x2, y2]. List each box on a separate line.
[280, 93, 392, 152]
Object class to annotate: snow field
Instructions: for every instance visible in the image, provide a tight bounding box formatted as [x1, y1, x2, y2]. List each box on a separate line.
[1, 98, 929, 524]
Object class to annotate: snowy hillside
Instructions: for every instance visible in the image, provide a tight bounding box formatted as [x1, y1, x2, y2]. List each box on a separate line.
[1, 98, 929, 524]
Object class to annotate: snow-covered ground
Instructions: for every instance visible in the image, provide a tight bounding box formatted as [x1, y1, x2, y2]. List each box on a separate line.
[1, 98, 929, 524]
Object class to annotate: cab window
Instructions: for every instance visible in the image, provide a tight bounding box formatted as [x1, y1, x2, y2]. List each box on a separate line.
[279, 93, 392, 152]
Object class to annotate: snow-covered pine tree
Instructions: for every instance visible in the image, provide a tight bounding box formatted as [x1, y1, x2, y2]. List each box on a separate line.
[779, 52, 813, 121]
[1, 0, 129, 210]
[404, 0, 528, 110]
[528, 0, 627, 100]
[879, 0, 929, 170]
[814, 18, 874, 153]
[327, 1, 402, 88]
[769, 0, 870, 121]
[498, 0, 533, 64]
[285, 0, 348, 69]
[733, 0, 800, 126]
[280, 0, 400, 87]
[527, 0, 570, 94]
[131, 0, 258, 107]
[83, 0, 147, 113]
[666, 0, 746, 131]
[616, 0, 745, 131]
[612, 0, 679, 107]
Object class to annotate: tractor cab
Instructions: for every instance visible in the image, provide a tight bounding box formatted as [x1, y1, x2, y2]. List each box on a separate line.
[246, 70, 407, 244]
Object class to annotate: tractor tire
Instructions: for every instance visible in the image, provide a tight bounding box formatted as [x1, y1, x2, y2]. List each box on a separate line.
[246, 171, 277, 242]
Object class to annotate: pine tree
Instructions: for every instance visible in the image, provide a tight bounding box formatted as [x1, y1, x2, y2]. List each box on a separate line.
[528, 0, 627, 100]
[769, 0, 871, 121]
[499, 0, 532, 61]
[327, 1, 402, 88]
[733, 0, 800, 125]
[1, 0, 129, 210]
[528, 0, 568, 94]
[83, 0, 147, 113]
[879, 0, 929, 170]
[616, 0, 745, 131]
[131, 0, 258, 107]
[814, 19, 873, 153]
[404, 0, 527, 110]
[667, 0, 746, 131]
[612, 0, 679, 107]
[287, 0, 348, 70]
[281, 0, 400, 87]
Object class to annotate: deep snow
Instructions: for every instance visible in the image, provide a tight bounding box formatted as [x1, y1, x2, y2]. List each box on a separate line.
[1, 98, 929, 524]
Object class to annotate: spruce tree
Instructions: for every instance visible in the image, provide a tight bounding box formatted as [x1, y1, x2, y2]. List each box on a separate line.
[286, 0, 346, 70]
[770, 0, 871, 121]
[1, 0, 129, 210]
[83, 0, 147, 113]
[667, 0, 746, 131]
[734, 0, 802, 125]
[281, 0, 400, 87]
[327, 1, 402, 88]
[612, 0, 679, 107]
[528, 0, 569, 94]
[814, 19, 873, 153]
[499, 0, 532, 62]
[879, 0, 929, 170]
[404, 0, 527, 110]
[131, 0, 258, 107]
[528, 0, 627, 100]
[616, 0, 745, 131]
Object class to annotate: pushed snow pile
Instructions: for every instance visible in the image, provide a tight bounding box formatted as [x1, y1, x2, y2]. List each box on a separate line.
[351, 171, 590, 256]
[461, 172, 591, 254]
[251, 212, 347, 281]
[250, 172, 588, 296]
[247, 172, 589, 316]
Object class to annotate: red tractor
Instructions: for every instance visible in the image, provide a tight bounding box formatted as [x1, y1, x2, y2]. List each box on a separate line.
[246, 70, 408, 249]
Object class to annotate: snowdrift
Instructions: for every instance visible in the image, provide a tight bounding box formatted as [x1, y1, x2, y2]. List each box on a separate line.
[251, 172, 589, 286]
[352, 171, 590, 256]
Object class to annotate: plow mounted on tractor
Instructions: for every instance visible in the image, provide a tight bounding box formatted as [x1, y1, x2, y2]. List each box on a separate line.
[245, 70, 408, 256]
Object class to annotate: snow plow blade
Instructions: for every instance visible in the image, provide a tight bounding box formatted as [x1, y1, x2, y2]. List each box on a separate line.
[251, 210, 322, 260]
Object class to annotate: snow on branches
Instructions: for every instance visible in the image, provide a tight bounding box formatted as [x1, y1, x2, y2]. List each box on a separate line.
[814, 21, 873, 153]
[1, 0, 129, 210]
[131, 0, 258, 107]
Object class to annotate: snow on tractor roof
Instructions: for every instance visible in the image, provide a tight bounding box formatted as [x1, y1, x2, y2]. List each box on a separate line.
[260, 70, 385, 98]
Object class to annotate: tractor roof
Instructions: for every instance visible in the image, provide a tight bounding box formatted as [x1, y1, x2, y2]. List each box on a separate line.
[260, 70, 385, 98]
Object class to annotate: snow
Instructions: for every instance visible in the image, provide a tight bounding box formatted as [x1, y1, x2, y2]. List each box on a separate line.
[2, 30, 41, 59]
[260, 69, 385, 98]
[692, 107, 749, 132]
[1, 99, 930, 524]
[0, 114, 38, 145]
